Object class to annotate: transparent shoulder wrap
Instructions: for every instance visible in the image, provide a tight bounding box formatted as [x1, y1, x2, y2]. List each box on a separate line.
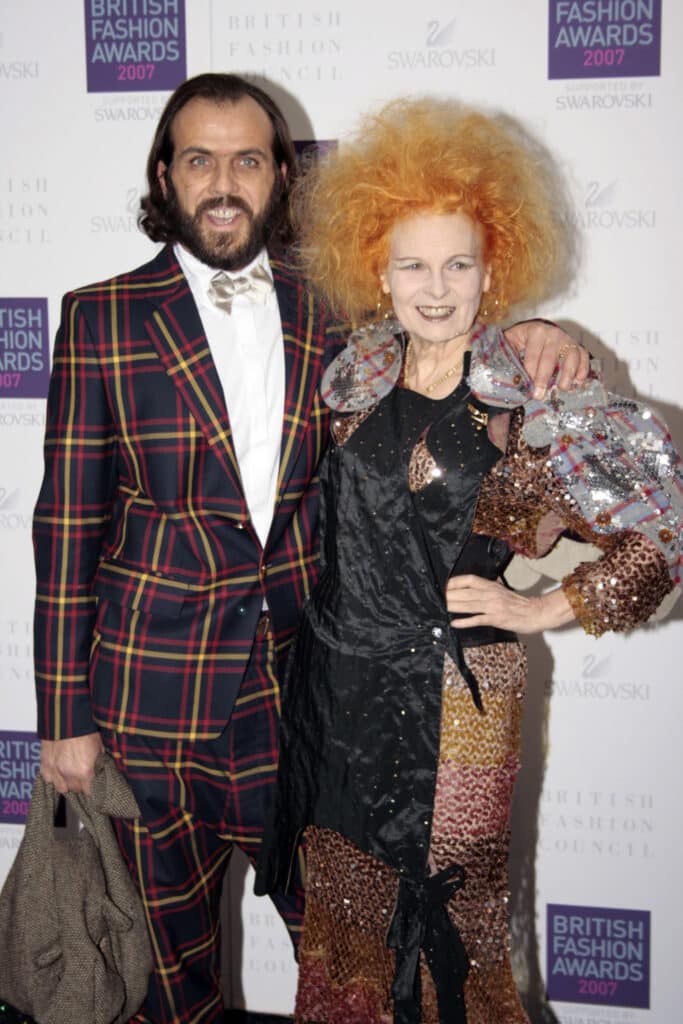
[469, 326, 683, 586]
[321, 320, 405, 412]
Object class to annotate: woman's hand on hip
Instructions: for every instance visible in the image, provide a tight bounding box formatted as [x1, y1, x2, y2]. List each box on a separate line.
[446, 574, 575, 634]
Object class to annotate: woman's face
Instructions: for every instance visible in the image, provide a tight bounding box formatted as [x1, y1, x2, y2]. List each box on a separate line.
[380, 210, 491, 347]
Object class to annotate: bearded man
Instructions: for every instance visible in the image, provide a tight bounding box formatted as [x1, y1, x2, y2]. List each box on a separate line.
[33, 73, 587, 1023]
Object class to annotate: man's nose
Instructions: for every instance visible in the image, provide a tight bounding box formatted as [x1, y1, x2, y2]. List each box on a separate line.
[210, 159, 239, 196]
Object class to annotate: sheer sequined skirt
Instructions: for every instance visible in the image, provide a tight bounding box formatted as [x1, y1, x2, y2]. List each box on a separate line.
[295, 642, 530, 1024]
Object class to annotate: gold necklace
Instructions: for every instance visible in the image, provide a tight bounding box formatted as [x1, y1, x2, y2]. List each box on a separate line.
[406, 339, 465, 394]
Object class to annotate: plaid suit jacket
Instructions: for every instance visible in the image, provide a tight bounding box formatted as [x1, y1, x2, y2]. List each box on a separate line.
[33, 245, 346, 741]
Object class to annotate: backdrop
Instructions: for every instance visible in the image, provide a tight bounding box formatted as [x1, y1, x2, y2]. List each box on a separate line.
[1, 2, 680, 1022]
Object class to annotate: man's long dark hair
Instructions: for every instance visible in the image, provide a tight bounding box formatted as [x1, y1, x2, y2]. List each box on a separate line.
[138, 73, 297, 251]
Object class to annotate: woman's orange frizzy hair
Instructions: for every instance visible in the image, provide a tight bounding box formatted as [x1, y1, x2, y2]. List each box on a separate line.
[293, 98, 576, 324]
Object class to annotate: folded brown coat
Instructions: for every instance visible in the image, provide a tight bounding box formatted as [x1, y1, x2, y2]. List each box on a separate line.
[0, 752, 152, 1024]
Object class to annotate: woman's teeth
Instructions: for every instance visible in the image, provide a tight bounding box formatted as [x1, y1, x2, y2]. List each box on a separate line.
[417, 306, 454, 319]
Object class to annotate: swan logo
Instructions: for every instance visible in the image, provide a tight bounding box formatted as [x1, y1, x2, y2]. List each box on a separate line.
[566, 180, 656, 231]
[90, 187, 142, 233]
[0, 298, 50, 398]
[0, 731, 40, 825]
[551, 653, 650, 701]
[547, 904, 650, 1009]
[0, 486, 31, 530]
[548, 0, 661, 80]
[84, 0, 187, 93]
[426, 18, 457, 47]
[387, 18, 495, 72]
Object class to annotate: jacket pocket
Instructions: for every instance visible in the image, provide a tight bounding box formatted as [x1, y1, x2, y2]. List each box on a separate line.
[93, 561, 190, 619]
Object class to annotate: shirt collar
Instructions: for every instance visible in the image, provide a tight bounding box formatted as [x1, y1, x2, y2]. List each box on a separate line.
[174, 243, 272, 300]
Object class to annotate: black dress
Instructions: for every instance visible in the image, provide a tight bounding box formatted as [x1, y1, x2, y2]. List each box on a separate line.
[257, 372, 523, 1023]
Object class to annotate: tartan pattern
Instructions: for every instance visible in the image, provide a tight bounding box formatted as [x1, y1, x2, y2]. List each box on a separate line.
[33, 245, 346, 741]
[103, 629, 304, 1024]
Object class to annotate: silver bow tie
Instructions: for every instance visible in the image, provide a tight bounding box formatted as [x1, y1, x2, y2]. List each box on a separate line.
[208, 265, 274, 314]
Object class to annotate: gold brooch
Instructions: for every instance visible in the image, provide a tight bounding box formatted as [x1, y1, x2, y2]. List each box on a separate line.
[468, 404, 489, 429]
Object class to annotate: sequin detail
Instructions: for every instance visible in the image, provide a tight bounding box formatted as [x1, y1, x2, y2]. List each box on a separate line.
[473, 411, 673, 634]
[469, 327, 683, 585]
[563, 531, 672, 636]
[321, 320, 404, 412]
[294, 644, 529, 1024]
[409, 429, 440, 492]
[331, 407, 374, 446]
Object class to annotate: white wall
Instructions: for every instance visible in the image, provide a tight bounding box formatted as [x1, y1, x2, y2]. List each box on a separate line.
[1, 2, 679, 1020]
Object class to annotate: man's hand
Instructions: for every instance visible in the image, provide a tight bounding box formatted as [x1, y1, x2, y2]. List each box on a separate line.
[40, 732, 104, 795]
[504, 320, 589, 399]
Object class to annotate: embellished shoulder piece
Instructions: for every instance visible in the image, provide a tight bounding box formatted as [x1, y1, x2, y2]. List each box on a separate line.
[469, 326, 683, 587]
[320, 319, 405, 412]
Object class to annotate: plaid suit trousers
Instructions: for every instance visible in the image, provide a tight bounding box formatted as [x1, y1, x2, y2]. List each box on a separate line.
[104, 622, 303, 1024]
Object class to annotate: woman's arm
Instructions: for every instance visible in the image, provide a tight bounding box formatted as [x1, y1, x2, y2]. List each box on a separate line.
[452, 401, 680, 637]
[446, 574, 575, 634]
[446, 529, 674, 636]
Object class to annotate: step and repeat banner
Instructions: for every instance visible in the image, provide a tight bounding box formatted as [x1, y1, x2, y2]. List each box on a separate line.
[1, 1, 681, 1021]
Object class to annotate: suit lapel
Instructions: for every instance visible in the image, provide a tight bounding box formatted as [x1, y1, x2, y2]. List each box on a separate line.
[138, 250, 326, 530]
[272, 258, 326, 504]
[142, 247, 246, 498]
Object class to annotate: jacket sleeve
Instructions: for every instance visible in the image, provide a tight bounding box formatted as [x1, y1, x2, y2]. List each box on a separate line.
[474, 408, 680, 637]
[33, 293, 117, 739]
[560, 530, 673, 636]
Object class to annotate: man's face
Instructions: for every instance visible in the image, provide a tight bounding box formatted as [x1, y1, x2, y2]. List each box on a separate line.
[158, 95, 287, 270]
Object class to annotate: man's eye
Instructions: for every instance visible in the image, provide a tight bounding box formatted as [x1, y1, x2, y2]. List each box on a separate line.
[238, 157, 259, 168]
[189, 156, 210, 168]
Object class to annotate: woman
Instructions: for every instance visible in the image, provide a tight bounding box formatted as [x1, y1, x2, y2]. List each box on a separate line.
[255, 100, 682, 1023]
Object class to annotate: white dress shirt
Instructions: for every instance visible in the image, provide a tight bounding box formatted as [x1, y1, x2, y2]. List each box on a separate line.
[175, 243, 285, 550]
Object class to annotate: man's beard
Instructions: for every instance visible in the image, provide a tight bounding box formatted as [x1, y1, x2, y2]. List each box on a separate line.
[164, 175, 284, 271]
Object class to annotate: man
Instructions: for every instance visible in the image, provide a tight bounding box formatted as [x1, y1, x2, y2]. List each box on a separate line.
[34, 73, 587, 1023]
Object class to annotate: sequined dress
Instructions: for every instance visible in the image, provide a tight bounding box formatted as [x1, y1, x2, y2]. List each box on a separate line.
[256, 334, 678, 1024]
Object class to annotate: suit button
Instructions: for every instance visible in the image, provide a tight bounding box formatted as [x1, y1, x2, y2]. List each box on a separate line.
[235, 521, 245, 529]
[236, 605, 247, 616]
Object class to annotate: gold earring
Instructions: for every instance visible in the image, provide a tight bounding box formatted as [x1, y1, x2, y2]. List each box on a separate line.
[375, 290, 395, 321]
[479, 294, 499, 321]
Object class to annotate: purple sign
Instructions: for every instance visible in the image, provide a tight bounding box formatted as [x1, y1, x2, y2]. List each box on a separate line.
[548, 0, 661, 80]
[293, 139, 337, 160]
[0, 298, 50, 399]
[84, 0, 187, 93]
[547, 904, 650, 1009]
[0, 731, 40, 825]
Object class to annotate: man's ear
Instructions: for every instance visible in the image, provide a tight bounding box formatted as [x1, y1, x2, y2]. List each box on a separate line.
[157, 161, 168, 198]
[279, 161, 288, 183]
